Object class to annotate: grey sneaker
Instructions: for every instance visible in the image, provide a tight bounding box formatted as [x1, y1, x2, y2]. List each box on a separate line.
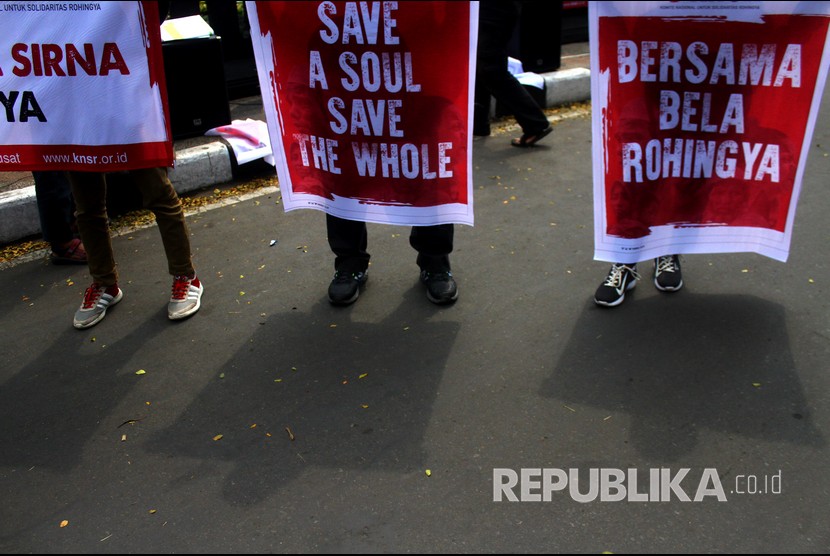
[654, 255, 683, 292]
[74, 283, 123, 329]
[168, 275, 203, 320]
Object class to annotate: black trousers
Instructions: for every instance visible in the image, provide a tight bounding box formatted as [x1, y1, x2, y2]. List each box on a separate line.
[474, 0, 549, 135]
[33, 171, 76, 246]
[326, 215, 454, 274]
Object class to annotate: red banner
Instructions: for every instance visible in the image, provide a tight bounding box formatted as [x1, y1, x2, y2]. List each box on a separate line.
[249, 1, 476, 226]
[592, 2, 830, 262]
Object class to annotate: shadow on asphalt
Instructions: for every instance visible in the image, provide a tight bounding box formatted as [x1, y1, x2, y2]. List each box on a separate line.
[143, 285, 459, 507]
[541, 293, 824, 462]
[0, 310, 173, 472]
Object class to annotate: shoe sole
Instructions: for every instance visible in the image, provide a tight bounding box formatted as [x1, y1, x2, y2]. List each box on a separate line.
[594, 280, 637, 307]
[329, 291, 360, 305]
[169, 286, 204, 320]
[73, 289, 123, 329]
[169, 298, 202, 320]
[654, 278, 684, 292]
[328, 277, 367, 306]
[511, 125, 553, 148]
[426, 290, 459, 305]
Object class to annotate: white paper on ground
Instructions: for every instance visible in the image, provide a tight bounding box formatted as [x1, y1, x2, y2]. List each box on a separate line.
[205, 119, 274, 165]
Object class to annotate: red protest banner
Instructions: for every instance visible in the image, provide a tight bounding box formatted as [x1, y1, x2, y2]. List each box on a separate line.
[249, 1, 476, 226]
[591, 2, 830, 262]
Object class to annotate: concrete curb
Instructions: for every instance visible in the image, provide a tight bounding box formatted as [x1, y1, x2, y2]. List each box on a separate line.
[545, 68, 591, 107]
[0, 187, 41, 246]
[0, 69, 590, 246]
[168, 141, 233, 195]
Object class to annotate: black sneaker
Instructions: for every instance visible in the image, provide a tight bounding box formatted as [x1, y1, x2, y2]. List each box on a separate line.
[328, 270, 367, 305]
[594, 263, 639, 307]
[420, 270, 458, 305]
[654, 255, 683, 292]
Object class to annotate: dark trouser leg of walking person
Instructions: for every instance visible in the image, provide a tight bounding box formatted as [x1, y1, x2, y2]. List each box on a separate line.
[476, 0, 551, 146]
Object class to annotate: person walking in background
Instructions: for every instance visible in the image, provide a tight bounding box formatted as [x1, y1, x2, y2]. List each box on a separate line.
[67, 168, 204, 329]
[473, 0, 553, 147]
[32, 171, 87, 265]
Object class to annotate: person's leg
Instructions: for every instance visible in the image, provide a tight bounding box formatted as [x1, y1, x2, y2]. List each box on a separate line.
[326, 214, 370, 274]
[476, 1, 549, 139]
[67, 171, 117, 285]
[34, 171, 88, 264]
[410, 224, 457, 304]
[33, 171, 75, 246]
[326, 214, 370, 304]
[130, 167, 195, 278]
[130, 167, 202, 320]
[66, 171, 122, 329]
[473, 79, 493, 137]
[410, 224, 453, 272]
[485, 71, 550, 138]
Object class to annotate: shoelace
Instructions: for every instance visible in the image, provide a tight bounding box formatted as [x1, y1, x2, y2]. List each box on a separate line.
[171, 276, 192, 300]
[655, 256, 678, 274]
[334, 272, 362, 283]
[603, 264, 639, 287]
[81, 284, 103, 309]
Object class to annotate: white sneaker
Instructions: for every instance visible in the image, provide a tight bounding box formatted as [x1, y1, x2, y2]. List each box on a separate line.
[74, 283, 123, 329]
[168, 275, 203, 320]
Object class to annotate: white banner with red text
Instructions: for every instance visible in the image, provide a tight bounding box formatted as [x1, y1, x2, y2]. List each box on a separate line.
[591, 1, 830, 263]
[0, 1, 173, 172]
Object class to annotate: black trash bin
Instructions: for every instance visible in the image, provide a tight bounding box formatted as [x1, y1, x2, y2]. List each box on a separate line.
[508, 1, 563, 74]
